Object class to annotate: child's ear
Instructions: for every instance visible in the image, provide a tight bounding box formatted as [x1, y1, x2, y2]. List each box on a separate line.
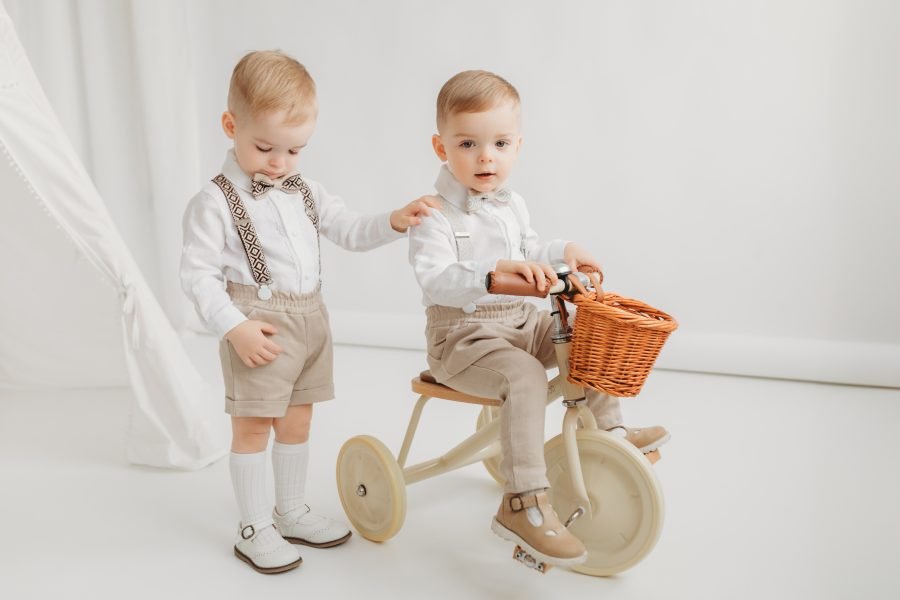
[221, 111, 236, 139]
[432, 134, 447, 161]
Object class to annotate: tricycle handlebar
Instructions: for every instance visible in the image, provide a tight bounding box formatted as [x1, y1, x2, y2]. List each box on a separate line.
[485, 265, 602, 298]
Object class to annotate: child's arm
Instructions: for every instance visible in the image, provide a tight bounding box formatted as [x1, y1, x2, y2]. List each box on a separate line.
[311, 179, 438, 250]
[180, 191, 283, 368]
[409, 211, 557, 305]
[180, 191, 246, 338]
[409, 210, 487, 307]
[390, 196, 443, 232]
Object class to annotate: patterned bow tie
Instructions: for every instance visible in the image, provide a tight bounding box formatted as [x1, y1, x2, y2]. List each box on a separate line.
[465, 188, 512, 213]
[251, 172, 304, 198]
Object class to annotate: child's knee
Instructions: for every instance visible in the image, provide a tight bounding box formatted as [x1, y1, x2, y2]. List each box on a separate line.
[273, 405, 313, 443]
[515, 360, 550, 391]
[231, 416, 273, 452]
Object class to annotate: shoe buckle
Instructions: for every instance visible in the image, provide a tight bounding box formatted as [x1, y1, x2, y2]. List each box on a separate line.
[508, 494, 540, 512]
[240, 524, 255, 540]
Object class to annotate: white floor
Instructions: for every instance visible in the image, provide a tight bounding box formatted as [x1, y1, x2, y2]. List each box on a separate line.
[2, 343, 899, 600]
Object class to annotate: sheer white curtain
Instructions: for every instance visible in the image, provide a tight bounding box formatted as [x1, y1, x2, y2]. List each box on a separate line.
[0, 3, 225, 468]
[4, 0, 200, 328]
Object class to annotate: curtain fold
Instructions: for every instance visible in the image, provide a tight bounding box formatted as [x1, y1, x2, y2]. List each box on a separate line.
[0, 3, 225, 469]
[4, 0, 201, 329]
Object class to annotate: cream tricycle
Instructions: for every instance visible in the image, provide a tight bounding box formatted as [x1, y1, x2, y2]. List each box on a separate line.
[336, 264, 677, 575]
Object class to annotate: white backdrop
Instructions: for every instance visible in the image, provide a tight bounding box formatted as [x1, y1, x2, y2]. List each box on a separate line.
[6, 0, 899, 387]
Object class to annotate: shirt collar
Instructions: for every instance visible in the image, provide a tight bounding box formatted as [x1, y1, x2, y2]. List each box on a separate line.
[434, 164, 512, 213]
[221, 149, 254, 193]
[434, 164, 469, 210]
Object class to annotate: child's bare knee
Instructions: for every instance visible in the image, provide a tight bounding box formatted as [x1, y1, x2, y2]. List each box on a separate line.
[273, 405, 313, 443]
[231, 417, 273, 452]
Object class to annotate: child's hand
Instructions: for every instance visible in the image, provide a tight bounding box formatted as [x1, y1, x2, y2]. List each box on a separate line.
[224, 320, 283, 368]
[563, 243, 602, 274]
[390, 195, 443, 232]
[495, 259, 558, 293]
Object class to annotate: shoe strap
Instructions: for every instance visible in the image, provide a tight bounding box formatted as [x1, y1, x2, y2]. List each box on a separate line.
[508, 493, 547, 512]
[240, 518, 274, 540]
[276, 503, 312, 521]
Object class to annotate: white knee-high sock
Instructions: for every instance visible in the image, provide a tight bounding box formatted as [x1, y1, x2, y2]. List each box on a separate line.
[230, 451, 271, 528]
[272, 441, 309, 515]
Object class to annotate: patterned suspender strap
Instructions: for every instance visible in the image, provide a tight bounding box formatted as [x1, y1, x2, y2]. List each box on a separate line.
[293, 175, 322, 278]
[211, 174, 274, 292]
[436, 199, 474, 261]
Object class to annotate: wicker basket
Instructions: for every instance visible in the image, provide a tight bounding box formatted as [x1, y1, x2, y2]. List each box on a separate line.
[567, 291, 678, 397]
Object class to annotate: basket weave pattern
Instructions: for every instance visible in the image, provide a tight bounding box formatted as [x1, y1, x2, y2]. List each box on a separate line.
[567, 291, 678, 397]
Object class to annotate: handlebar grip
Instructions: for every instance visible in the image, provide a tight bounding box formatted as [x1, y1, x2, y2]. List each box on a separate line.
[485, 271, 576, 297]
[485, 271, 552, 298]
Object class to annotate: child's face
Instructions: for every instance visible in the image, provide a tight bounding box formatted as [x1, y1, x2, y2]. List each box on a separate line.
[222, 108, 317, 179]
[432, 101, 522, 193]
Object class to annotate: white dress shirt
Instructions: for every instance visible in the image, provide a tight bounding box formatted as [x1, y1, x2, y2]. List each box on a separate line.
[181, 150, 403, 338]
[409, 164, 568, 308]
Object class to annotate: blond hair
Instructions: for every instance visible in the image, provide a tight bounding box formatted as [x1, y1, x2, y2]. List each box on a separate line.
[436, 70, 520, 128]
[228, 50, 316, 124]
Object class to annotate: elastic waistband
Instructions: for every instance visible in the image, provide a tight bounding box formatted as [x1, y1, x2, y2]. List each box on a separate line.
[227, 281, 323, 313]
[426, 299, 527, 325]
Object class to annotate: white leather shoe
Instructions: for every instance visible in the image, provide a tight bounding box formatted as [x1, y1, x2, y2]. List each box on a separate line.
[273, 505, 352, 548]
[233, 521, 302, 574]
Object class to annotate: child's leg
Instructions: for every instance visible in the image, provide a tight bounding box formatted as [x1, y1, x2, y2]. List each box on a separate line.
[585, 390, 623, 429]
[445, 346, 549, 493]
[584, 389, 670, 452]
[426, 302, 586, 565]
[272, 405, 312, 515]
[444, 346, 587, 566]
[270, 404, 351, 548]
[229, 416, 302, 573]
[231, 416, 275, 528]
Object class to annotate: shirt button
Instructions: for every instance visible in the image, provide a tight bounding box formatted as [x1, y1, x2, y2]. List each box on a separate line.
[462, 302, 476, 314]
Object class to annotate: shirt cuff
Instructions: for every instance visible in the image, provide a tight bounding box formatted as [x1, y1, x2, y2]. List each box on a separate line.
[209, 304, 248, 339]
[473, 258, 497, 293]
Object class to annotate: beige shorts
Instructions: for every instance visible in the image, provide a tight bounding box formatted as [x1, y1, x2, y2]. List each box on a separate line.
[219, 282, 334, 417]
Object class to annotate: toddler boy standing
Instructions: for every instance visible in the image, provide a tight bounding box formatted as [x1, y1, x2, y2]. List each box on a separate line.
[181, 50, 438, 574]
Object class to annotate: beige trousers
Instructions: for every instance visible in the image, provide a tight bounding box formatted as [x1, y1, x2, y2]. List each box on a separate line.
[425, 301, 622, 493]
